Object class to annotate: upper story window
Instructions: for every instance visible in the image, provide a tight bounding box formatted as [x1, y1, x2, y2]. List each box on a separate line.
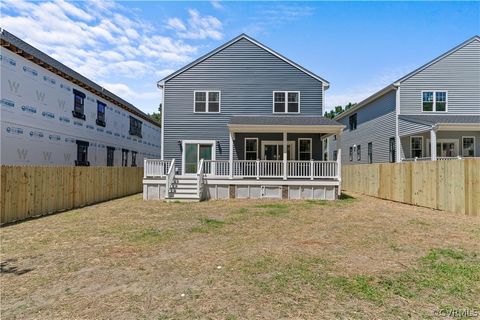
[96, 101, 106, 127]
[129, 116, 142, 138]
[273, 91, 300, 113]
[194, 91, 220, 113]
[72, 89, 86, 120]
[349, 113, 357, 130]
[422, 91, 447, 112]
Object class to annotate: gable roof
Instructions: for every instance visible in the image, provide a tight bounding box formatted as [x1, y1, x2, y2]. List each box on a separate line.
[157, 34, 330, 88]
[0, 28, 161, 127]
[334, 35, 480, 121]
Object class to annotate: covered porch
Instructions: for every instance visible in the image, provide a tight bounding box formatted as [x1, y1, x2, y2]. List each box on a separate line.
[399, 115, 480, 161]
[143, 115, 345, 201]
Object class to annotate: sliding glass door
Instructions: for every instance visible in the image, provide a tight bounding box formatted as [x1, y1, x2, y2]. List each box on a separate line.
[184, 143, 213, 174]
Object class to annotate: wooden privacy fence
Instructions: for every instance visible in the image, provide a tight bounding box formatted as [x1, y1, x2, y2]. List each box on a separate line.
[342, 159, 479, 216]
[1, 166, 144, 225]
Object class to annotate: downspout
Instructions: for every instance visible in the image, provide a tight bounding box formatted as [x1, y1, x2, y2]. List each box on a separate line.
[157, 81, 165, 160]
[394, 82, 401, 162]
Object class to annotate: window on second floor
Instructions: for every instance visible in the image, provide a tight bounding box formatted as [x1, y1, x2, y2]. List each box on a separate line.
[422, 91, 447, 112]
[129, 116, 142, 138]
[349, 113, 357, 130]
[96, 101, 106, 127]
[194, 91, 220, 113]
[72, 89, 86, 120]
[273, 91, 299, 113]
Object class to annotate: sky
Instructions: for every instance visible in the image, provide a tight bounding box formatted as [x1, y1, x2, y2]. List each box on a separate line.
[1, 1, 479, 115]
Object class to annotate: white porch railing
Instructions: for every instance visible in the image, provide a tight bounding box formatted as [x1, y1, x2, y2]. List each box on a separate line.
[144, 159, 171, 177]
[402, 156, 463, 162]
[203, 160, 339, 179]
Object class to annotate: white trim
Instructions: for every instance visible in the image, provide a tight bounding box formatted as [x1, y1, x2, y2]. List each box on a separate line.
[298, 138, 313, 160]
[426, 138, 459, 157]
[437, 124, 480, 131]
[421, 90, 448, 113]
[395, 86, 401, 162]
[272, 91, 300, 114]
[181, 140, 216, 175]
[228, 124, 344, 134]
[193, 90, 221, 113]
[158, 34, 330, 87]
[461, 136, 476, 157]
[410, 136, 424, 158]
[244, 137, 259, 160]
[161, 84, 165, 160]
[260, 140, 295, 160]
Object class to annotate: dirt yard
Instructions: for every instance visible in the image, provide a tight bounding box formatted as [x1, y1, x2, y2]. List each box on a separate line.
[1, 193, 479, 319]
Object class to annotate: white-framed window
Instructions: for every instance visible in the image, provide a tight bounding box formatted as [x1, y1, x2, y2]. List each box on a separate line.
[299, 138, 312, 160]
[194, 91, 221, 113]
[410, 136, 423, 158]
[322, 138, 328, 160]
[357, 145, 361, 161]
[422, 90, 447, 112]
[462, 136, 475, 157]
[273, 91, 300, 113]
[244, 138, 258, 160]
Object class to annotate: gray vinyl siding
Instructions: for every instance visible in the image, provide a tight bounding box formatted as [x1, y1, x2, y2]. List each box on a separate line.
[399, 39, 480, 115]
[398, 118, 431, 136]
[400, 131, 480, 158]
[331, 90, 397, 164]
[163, 38, 324, 168]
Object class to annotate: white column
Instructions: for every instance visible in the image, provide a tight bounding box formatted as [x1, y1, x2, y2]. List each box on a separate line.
[229, 131, 234, 178]
[336, 130, 342, 196]
[283, 132, 287, 180]
[430, 128, 437, 161]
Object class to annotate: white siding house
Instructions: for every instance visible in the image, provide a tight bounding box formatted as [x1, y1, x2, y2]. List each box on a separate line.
[0, 29, 161, 167]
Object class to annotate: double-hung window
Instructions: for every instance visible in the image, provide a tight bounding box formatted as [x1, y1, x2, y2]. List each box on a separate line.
[389, 137, 396, 163]
[245, 138, 258, 160]
[411, 136, 423, 158]
[194, 91, 220, 113]
[96, 101, 106, 127]
[349, 113, 357, 130]
[299, 138, 312, 160]
[75, 140, 89, 166]
[273, 91, 299, 113]
[368, 142, 373, 163]
[462, 136, 475, 157]
[72, 89, 86, 120]
[129, 116, 142, 138]
[422, 91, 447, 112]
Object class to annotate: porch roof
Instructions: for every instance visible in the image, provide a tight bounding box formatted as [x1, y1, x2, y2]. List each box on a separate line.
[399, 115, 480, 133]
[228, 115, 344, 133]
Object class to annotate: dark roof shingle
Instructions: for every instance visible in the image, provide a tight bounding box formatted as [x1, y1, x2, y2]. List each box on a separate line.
[229, 115, 342, 126]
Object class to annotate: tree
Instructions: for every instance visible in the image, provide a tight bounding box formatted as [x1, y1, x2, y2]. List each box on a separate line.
[147, 103, 162, 125]
[324, 102, 357, 119]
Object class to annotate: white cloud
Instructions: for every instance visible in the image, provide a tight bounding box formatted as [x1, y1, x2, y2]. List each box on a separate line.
[0, 0, 223, 114]
[168, 9, 223, 40]
[211, 0, 224, 10]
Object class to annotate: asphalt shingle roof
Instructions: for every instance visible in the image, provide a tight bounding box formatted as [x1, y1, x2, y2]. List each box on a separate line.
[399, 114, 480, 126]
[229, 115, 342, 126]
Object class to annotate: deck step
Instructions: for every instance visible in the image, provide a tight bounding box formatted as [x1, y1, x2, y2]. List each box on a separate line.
[174, 189, 198, 195]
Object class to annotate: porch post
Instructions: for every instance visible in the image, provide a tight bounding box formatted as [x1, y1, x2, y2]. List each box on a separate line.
[430, 128, 437, 161]
[229, 131, 234, 178]
[336, 130, 342, 196]
[283, 131, 287, 180]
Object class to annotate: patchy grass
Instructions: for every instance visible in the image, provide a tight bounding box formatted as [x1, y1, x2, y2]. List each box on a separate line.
[1, 193, 479, 319]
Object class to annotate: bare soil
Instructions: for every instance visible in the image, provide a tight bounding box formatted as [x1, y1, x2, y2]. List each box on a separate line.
[1, 193, 479, 319]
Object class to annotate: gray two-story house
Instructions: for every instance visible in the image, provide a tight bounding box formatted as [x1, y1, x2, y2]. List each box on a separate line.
[144, 34, 344, 201]
[328, 35, 480, 164]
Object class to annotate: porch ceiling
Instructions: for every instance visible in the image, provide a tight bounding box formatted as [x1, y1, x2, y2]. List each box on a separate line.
[228, 115, 345, 133]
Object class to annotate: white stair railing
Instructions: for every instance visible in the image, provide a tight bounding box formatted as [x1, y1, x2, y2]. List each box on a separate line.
[197, 158, 205, 200]
[165, 159, 176, 198]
